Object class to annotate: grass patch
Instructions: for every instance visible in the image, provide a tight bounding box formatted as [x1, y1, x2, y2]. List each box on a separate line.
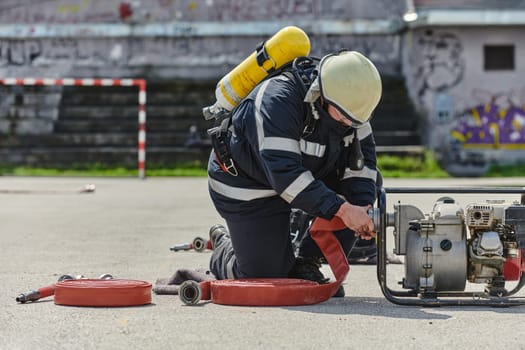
[485, 163, 525, 177]
[377, 151, 449, 178]
[0, 161, 208, 177]
[1, 153, 450, 178]
[3, 155, 523, 178]
[2, 166, 134, 177]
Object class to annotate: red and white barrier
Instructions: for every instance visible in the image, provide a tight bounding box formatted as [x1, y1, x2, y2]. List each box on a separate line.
[0, 78, 147, 179]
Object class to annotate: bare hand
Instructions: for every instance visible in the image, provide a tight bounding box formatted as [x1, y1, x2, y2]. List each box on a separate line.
[335, 202, 376, 239]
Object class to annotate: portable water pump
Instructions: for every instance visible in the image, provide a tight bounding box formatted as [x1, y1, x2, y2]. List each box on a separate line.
[372, 187, 525, 306]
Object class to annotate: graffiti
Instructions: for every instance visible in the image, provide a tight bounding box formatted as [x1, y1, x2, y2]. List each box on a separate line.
[311, 34, 400, 74]
[413, 30, 465, 99]
[57, 0, 91, 14]
[0, 34, 399, 74]
[0, 39, 109, 67]
[0, 0, 404, 23]
[0, 40, 42, 66]
[209, 0, 318, 21]
[451, 91, 525, 149]
[0, 0, 117, 23]
[0, 1, 404, 77]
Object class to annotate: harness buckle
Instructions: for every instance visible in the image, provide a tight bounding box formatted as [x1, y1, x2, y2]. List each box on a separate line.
[222, 158, 239, 177]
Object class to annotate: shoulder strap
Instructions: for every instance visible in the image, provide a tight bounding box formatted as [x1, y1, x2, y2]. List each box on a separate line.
[207, 56, 321, 175]
[288, 57, 320, 137]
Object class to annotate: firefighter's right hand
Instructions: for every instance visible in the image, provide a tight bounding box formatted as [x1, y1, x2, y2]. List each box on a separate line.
[335, 202, 376, 239]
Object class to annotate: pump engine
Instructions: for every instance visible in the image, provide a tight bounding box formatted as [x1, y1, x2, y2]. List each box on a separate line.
[373, 187, 525, 306]
[392, 197, 524, 296]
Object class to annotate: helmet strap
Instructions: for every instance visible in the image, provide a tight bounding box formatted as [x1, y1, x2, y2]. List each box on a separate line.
[302, 102, 318, 137]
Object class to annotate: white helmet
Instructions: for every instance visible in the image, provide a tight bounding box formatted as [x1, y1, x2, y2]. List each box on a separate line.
[316, 51, 382, 125]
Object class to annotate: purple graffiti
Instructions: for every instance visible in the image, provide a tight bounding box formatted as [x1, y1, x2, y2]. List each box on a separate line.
[451, 104, 525, 147]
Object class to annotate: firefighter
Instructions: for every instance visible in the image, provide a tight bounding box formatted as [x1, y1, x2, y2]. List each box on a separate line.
[208, 50, 382, 297]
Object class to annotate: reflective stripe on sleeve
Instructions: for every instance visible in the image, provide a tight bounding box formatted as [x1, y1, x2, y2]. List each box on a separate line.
[342, 166, 377, 181]
[254, 77, 303, 156]
[254, 79, 272, 150]
[300, 139, 326, 157]
[209, 177, 278, 201]
[280, 171, 315, 203]
[263, 137, 301, 154]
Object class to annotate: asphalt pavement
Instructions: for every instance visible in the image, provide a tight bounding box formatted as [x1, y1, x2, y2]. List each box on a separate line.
[1, 176, 525, 350]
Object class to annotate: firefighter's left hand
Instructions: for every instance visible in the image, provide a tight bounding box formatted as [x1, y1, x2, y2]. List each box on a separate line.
[356, 230, 376, 240]
[335, 202, 376, 240]
[354, 205, 376, 240]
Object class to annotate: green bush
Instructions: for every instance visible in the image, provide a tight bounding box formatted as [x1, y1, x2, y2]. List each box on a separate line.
[377, 151, 449, 178]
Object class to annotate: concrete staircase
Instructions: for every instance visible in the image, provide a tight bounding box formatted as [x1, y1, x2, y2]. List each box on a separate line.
[0, 76, 422, 169]
[0, 82, 216, 168]
[371, 76, 423, 156]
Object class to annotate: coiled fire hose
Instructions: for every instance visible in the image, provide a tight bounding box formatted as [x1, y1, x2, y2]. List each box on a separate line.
[179, 217, 349, 306]
[16, 274, 151, 307]
[54, 279, 151, 307]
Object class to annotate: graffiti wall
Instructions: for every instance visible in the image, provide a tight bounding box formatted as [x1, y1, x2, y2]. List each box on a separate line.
[0, 0, 405, 141]
[0, 0, 405, 24]
[0, 1, 405, 78]
[0, 35, 401, 79]
[451, 92, 525, 150]
[404, 27, 525, 173]
[411, 30, 464, 101]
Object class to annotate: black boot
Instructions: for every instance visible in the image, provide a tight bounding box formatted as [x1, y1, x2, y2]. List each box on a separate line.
[333, 285, 345, 297]
[289, 257, 345, 297]
[288, 256, 329, 283]
[208, 224, 228, 250]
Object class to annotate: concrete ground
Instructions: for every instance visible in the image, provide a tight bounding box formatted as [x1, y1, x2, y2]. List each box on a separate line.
[1, 176, 525, 350]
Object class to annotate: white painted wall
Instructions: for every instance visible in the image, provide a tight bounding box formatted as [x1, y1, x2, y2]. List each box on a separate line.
[403, 26, 525, 171]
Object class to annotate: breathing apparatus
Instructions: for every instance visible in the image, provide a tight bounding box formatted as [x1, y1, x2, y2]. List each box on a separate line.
[203, 26, 311, 120]
[204, 26, 382, 176]
[204, 26, 312, 176]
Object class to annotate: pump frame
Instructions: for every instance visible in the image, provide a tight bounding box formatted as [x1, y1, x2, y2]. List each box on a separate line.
[376, 187, 525, 307]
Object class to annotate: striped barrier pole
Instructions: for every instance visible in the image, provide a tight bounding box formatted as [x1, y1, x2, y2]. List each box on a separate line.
[136, 79, 147, 179]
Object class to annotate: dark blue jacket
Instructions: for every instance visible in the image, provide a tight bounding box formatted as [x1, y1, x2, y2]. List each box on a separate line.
[208, 73, 378, 221]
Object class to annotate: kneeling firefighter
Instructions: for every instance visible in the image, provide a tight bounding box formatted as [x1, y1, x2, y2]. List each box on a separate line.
[207, 30, 382, 298]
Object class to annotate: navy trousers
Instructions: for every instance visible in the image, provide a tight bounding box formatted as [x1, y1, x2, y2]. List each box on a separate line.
[209, 169, 372, 280]
[209, 210, 358, 280]
[210, 212, 295, 279]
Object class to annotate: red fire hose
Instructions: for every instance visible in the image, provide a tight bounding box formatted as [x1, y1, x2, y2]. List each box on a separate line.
[16, 284, 56, 303]
[179, 217, 349, 306]
[54, 279, 151, 307]
[17, 278, 152, 307]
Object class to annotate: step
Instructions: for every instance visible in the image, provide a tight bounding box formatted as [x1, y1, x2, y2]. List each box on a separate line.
[54, 115, 206, 133]
[375, 145, 425, 157]
[0, 106, 59, 119]
[372, 119, 419, 131]
[0, 146, 211, 168]
[60, 83, 214, 104]
[373, 130, 421, 146]
[61, 91, 213, 106]
[0, 131, 196, 147]
[58, 105, 201, 119]
[0, 92, 62, 106]
[58, 105, 143, 119]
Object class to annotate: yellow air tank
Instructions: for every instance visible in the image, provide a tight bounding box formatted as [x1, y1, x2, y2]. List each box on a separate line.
[204, 26, 311, 119]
